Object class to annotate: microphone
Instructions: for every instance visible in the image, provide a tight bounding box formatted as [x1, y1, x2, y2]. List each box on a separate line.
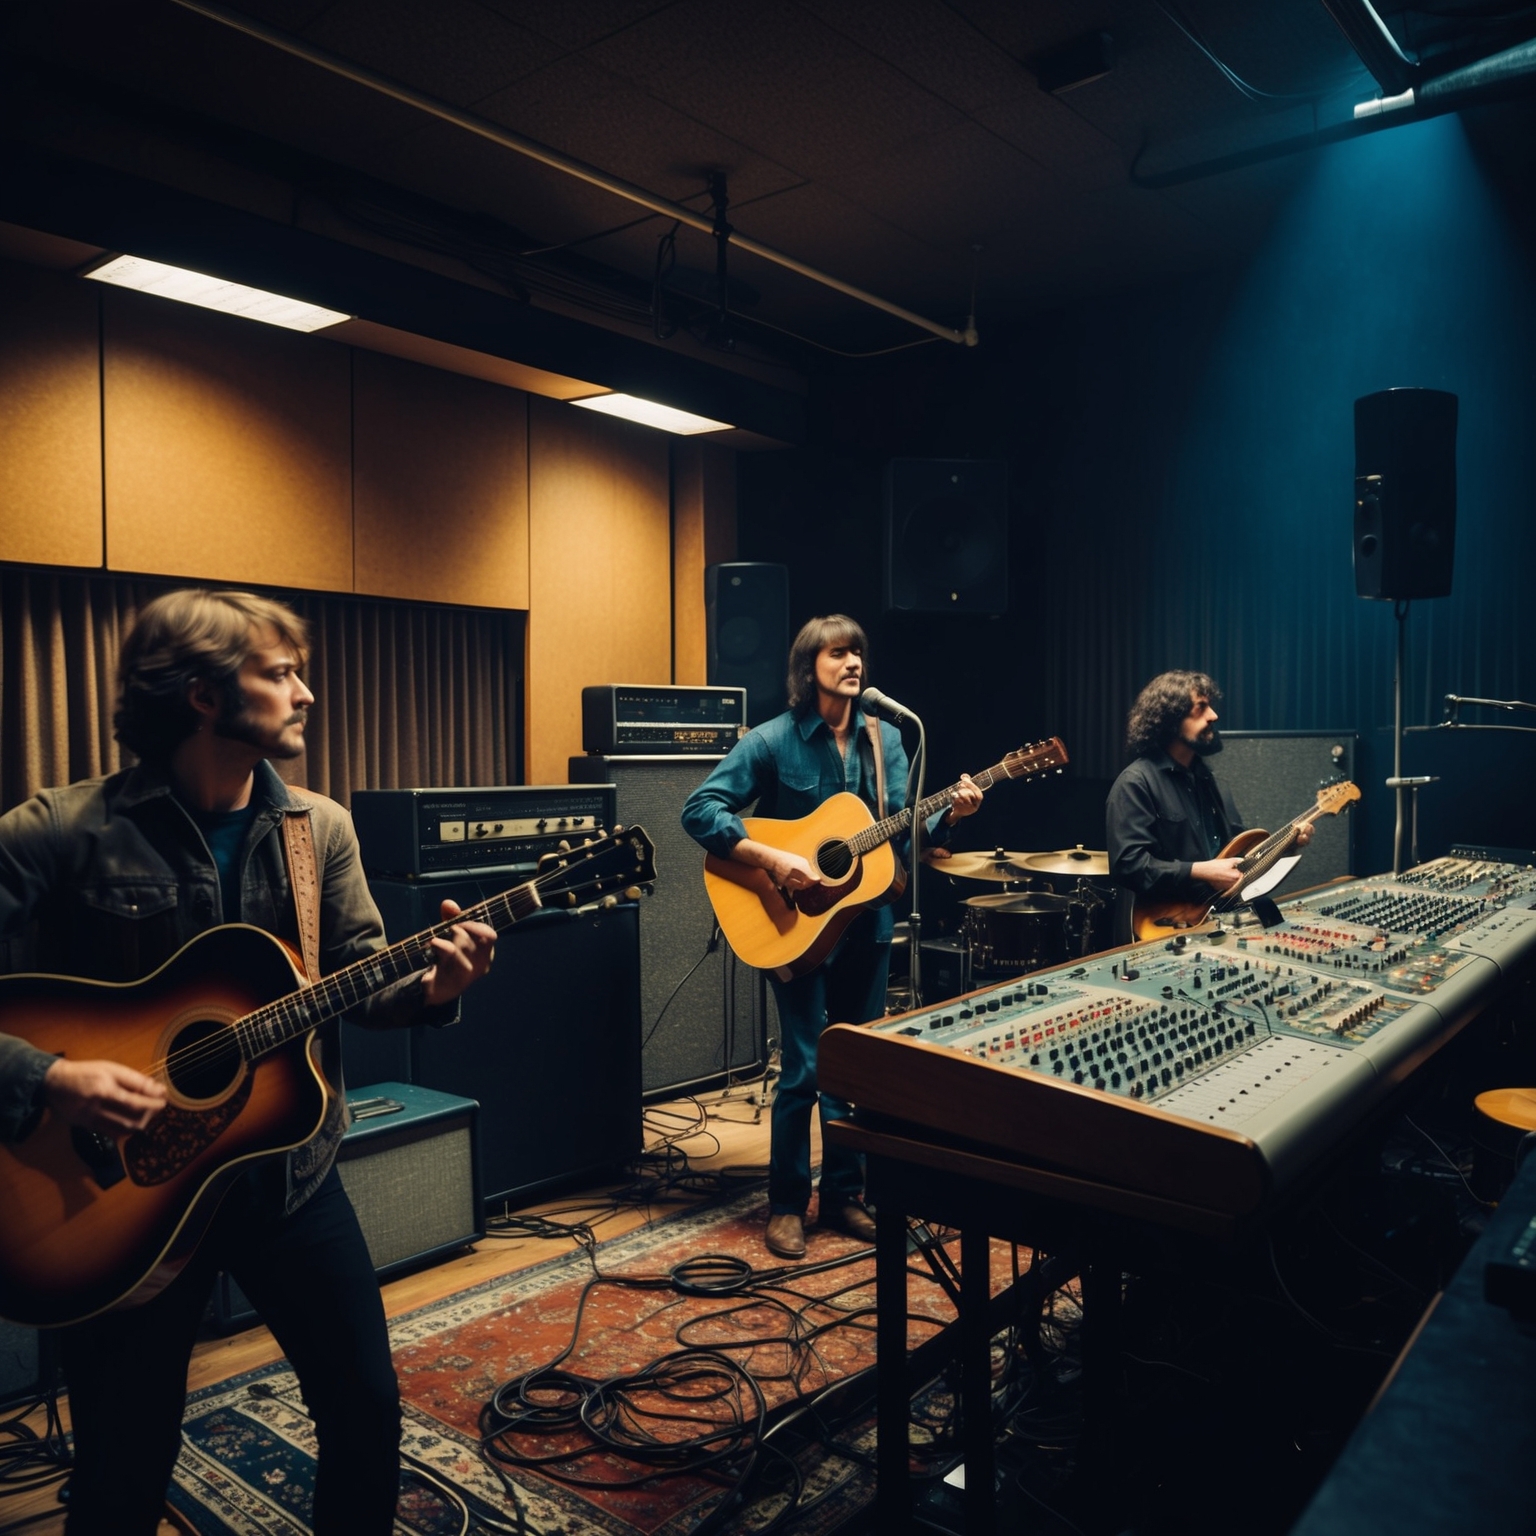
[860, 686, 918, 726]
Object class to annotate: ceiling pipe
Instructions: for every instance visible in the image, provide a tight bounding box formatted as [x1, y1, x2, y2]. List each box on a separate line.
[1316, 0, 1421, 97]
[1133, 33, 1536, 189]
[168, 0, 978, 347]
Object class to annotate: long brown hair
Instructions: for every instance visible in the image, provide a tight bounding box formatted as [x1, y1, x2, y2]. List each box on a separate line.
[785, 614, 868, 711]
[114, 589, 310, 762]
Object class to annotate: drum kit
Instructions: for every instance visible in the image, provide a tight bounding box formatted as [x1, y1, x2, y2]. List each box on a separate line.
[924, 843, 1115, 977]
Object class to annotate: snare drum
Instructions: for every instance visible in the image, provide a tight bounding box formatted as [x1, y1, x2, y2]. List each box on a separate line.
[960, 892, 1071, 976]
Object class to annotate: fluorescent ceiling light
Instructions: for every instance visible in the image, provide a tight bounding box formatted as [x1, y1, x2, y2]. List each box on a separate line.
[82, 254, 350, 333]
[570, 392, 732, 435]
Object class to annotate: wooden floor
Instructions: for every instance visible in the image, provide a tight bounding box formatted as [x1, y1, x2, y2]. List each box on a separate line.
[2, 1086, 786, 1536]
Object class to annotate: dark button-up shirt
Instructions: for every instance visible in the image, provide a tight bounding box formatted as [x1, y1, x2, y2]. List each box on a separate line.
[1105, 752, 1244, 903]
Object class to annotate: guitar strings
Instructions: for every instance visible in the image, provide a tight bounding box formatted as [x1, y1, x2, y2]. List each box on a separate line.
[140, 848, 640, 1086]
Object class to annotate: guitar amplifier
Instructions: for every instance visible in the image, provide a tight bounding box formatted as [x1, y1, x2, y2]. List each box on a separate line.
[581, 684, 746, 755]
[351, 785, 616, 878]
[212, 1083, 482, 1332]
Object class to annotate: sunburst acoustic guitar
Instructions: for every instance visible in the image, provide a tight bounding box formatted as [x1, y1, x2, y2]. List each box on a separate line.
[0, 826, 655, 1328]
[702, 739, 1069, 979]
[1131, 780, 1360, 941]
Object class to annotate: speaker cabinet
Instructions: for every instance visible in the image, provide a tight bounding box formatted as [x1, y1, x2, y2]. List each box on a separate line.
[368, 879, 643, 1207]
[569, 755, 771, 1099]
[1353, 389, 1457, 599]
[0, 1318, 46, 1408]
[211, 1082, 482, 1331]
[706, 563, 789, 727]
[884, 459, 1008, 614]
[1215, 732, 1357, 893]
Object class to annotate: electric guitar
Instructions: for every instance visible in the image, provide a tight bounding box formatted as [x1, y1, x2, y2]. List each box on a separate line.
[0, 826, 655, 1328]
[1131, 780, 1360, 941]
[702, 740, 1068, 979]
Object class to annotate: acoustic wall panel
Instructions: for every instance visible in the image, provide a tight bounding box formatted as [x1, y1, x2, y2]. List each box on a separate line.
[353, 351, 529, 609]
[527, 398, 671, 784]
[102, 290, 351, 589]
[0, 261, 102, 568]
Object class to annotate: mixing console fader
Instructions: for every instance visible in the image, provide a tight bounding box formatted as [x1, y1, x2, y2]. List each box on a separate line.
[820, 856, 1536, 1220]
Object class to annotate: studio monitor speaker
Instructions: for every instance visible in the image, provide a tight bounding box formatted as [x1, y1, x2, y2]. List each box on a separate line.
[884, 459, 1008, 614]
[706, 563, 789, 726]
[570, 754, 771, 1099]
[1353, 389, 1457, 600]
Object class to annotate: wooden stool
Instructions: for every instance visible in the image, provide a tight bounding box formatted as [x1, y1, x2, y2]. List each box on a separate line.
[1472, 1088, 1536, 1195]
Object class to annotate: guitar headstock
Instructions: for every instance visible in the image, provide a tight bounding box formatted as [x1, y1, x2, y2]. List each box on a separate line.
[534, 826, 657, 906]
[1002, 737, 1070, 781]
[1315, 780, 1362, 816]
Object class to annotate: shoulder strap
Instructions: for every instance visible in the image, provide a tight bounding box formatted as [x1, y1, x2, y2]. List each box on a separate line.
[864, 716, 887, 820]
[280, 810, 322, 984]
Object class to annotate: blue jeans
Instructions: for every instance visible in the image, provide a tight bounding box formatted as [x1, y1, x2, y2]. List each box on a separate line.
[767, 913, 891, 1215]
[60, 1165, 400, 1536]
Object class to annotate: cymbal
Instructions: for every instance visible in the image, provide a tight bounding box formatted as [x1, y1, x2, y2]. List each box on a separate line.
[1020, 845, 1111, 877]
[924, 847, 1035, 882]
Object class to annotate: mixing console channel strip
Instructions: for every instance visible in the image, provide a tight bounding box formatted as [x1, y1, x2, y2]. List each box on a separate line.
[819, 856, 1536, 1221]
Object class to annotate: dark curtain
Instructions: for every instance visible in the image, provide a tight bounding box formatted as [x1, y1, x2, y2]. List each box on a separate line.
[0, 567, 522, 812]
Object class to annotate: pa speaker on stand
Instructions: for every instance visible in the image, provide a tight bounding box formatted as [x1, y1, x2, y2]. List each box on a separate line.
[884, 459, 1008, 614]
[1354, 388, 1458, 600]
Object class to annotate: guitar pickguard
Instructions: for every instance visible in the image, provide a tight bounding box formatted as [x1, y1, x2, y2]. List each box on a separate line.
[123, 1074, 254, 1186]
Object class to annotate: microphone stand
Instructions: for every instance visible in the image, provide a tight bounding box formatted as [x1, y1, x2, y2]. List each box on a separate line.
[905, 714, 927, 1009]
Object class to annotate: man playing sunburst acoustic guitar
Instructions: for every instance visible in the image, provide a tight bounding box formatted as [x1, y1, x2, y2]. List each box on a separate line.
[682, 614, 982, 1261]
[0, 590, 495, 1536]
[1106, 671, 1311, 930]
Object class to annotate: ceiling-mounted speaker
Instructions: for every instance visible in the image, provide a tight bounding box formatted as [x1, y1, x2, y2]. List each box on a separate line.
[1353, 388, 1458, 600]
[884, 459, 1008, 614]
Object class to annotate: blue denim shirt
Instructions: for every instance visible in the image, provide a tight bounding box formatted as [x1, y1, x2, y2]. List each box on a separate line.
[681, 707, 948, 944]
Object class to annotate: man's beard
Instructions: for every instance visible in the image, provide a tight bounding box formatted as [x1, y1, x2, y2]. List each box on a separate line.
[1191, 728, 1223, 757]
[214, 688, 307, 759]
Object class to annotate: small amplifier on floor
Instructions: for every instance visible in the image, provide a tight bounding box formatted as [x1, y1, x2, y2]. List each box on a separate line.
[920, 937, 972, 1003]
[582, 684, 746, 755]
[210, 1083, 482, 1333]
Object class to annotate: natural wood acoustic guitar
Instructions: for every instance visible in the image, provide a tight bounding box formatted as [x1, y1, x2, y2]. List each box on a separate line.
[702, 739, 1068, 979]
[1131, 780, 1360, 941]
[0, 826, 655, 1328]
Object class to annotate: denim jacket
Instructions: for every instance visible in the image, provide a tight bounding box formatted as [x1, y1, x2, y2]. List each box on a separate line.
[681, 706, 948, 945]
[0, 759, 445, 1210]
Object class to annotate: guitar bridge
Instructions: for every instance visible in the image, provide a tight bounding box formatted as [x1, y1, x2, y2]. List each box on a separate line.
[70, 1126, 126, 1190]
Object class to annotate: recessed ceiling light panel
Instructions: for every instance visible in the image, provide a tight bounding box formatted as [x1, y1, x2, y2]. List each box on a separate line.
[570, 393, 733, 435]
[81, 254, 350, 333]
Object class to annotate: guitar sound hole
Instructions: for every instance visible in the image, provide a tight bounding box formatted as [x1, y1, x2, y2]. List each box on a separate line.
[166, 1018, 243, 1101]
[817, 841, 854, 882]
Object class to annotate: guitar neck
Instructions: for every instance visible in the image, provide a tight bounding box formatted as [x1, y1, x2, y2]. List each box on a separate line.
[847, 756, 1016, 858]
[234, 884, 541, 1063]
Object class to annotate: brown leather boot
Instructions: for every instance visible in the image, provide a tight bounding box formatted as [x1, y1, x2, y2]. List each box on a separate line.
[821, 1200, 877, 1242]
[764, 1211, 807, 1259]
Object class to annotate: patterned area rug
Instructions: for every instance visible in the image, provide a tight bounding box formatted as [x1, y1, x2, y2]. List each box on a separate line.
[168, 1187, 980, 1535]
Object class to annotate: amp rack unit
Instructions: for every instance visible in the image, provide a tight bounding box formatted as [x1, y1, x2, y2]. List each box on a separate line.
[582, 684, 746, 756]
[351, 784, 617, 878]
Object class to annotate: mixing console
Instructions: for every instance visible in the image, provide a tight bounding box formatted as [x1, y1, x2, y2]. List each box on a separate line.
[820, 855, 1536, 1219]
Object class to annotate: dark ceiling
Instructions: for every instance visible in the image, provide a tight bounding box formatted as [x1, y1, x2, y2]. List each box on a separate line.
[3, 0, 1532, 396]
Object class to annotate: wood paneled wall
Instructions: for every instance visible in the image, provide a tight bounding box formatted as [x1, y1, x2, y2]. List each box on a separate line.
[0, 261, 739, 783]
